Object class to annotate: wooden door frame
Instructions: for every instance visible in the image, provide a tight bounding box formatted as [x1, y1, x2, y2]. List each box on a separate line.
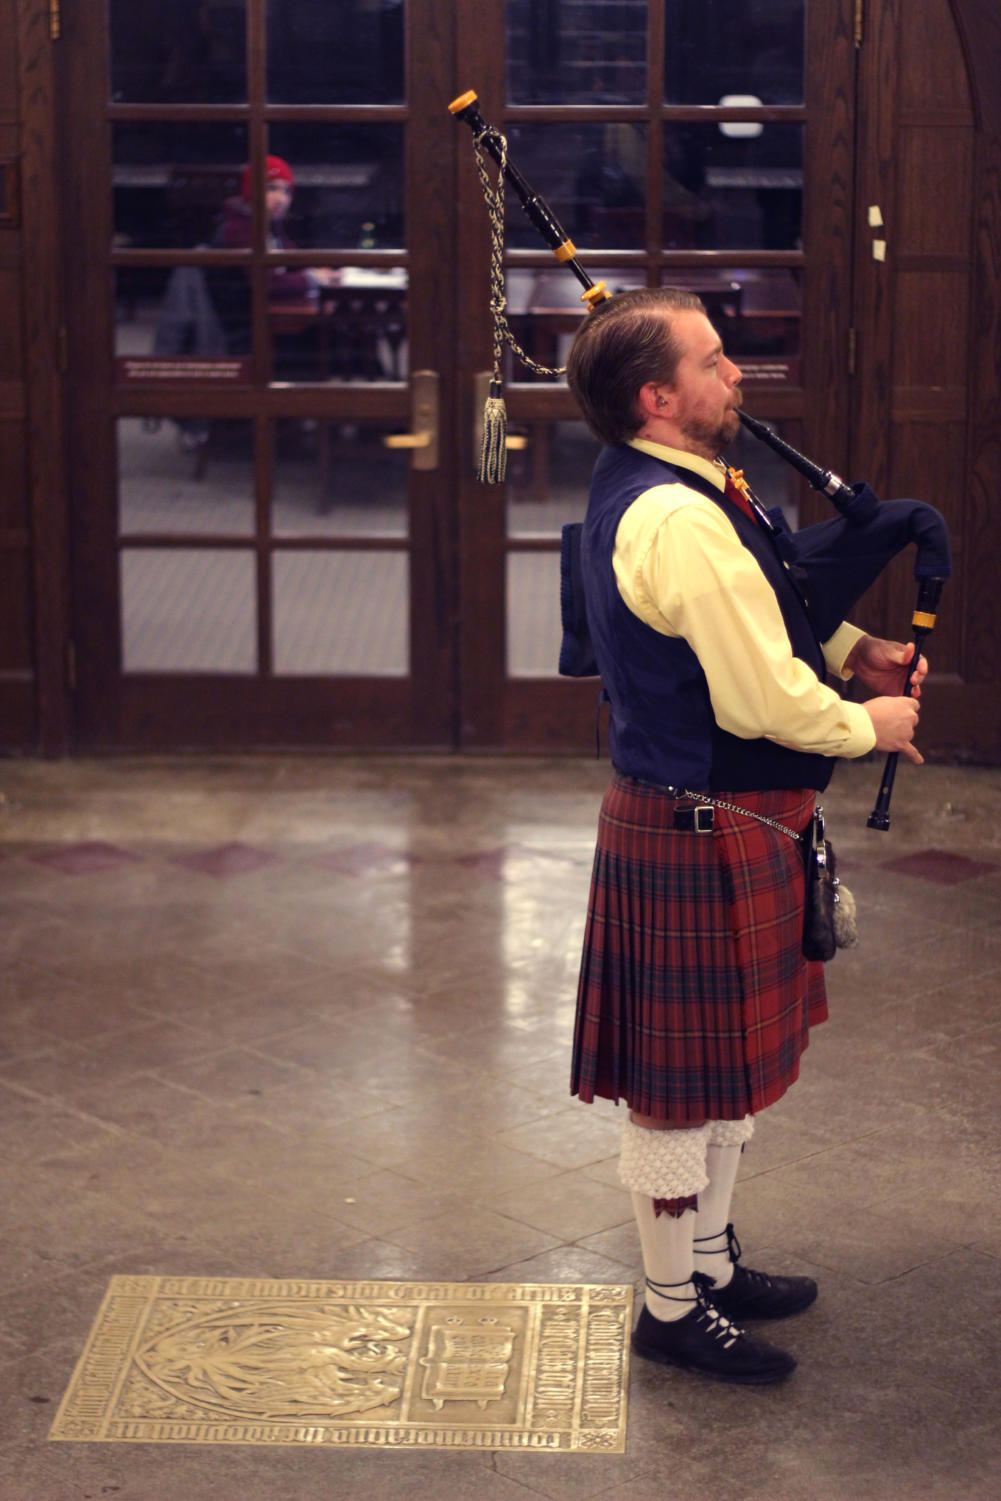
[17, 0, 72, 754]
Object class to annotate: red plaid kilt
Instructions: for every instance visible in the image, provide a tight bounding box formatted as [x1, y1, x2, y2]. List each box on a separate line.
[571, 772, 828, 1122]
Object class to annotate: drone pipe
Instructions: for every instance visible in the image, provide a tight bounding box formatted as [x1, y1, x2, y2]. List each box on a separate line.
[449, 91, 612, 307]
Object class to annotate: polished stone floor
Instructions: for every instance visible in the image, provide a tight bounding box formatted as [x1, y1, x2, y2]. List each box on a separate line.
[1, 754, 999, 1500]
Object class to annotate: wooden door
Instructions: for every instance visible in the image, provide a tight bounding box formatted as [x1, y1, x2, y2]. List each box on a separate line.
[60, 0, 460, 750]
[453, 0, 861, 750]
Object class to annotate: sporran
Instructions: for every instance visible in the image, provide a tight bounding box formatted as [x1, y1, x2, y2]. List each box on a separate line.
[801, 807, 858, 961]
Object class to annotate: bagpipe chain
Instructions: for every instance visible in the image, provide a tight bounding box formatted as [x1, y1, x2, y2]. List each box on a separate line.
[471, 124, 566, 483]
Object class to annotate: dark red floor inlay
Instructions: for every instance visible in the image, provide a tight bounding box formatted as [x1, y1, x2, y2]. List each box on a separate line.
[879, 847, 999, 884]
[28, 842, 144, 875]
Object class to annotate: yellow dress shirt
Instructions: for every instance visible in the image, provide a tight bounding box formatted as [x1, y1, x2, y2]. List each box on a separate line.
[614, 438, 877, 759]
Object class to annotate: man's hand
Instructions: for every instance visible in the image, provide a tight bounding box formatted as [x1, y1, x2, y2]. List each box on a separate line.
[845, 634, 928, 698]
[863, 696, 923, 763]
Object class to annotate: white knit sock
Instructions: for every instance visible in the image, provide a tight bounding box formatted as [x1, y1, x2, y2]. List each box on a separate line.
[632, 1195, 698, 1321]
[619, 1120, 710, 1322]
[618, 1118, 710, 1200]
[693, 1117, 754, 1289]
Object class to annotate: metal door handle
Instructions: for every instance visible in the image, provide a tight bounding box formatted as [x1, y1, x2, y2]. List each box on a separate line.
[383, 370, 439, 470]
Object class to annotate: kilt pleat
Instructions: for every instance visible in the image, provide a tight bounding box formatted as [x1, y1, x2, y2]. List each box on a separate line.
[571, 773, 827, 1122]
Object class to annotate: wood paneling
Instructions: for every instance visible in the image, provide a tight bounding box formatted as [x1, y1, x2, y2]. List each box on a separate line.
[18, 0, 71, 752]
[950, 0, 1001, 692]
[0, 264, 23, 372]
[896, 129, 973, 255]
[0, 0, 33, 747]
[0, 552, 33, 668]
[850, 0, 1000, 761]
[802, 0, 857, 480]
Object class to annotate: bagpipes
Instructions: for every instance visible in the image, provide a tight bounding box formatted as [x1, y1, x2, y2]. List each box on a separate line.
[450, 91, 951, 830]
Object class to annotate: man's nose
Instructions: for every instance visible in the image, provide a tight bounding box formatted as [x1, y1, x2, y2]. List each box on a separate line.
[725, 356, 742, 386]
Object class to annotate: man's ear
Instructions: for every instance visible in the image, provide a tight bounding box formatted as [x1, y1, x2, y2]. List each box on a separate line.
[637, 382, 671, 421]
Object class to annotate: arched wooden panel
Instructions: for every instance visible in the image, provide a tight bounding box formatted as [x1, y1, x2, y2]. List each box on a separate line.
[852, 0, 999, 762]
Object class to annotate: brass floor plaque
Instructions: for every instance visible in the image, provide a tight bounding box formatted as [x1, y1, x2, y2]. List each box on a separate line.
[50, 1277, 632, 1453]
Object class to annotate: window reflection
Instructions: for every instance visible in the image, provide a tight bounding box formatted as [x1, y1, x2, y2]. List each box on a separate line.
[272, 421, 409, 537]
[267, 0, 404, 104]
[113, 132, 403, 260]
[115, 267, 252, 365]
[505, 124, 647, 252]
[109, 0, 246, 104]
[502, 122, 801, 255]
[118, 417, 255, 536]
[664, 0, 805, 106]
[112, 123, 246, 249]
[660, 268, 802, 363]
[663, 123, 803, 250]
[506, 0, 647, 105]
[266, 125, 405, 249]
[503, 267, 644, 384]
[111, 126, 405, 258]
[269, 266, 408, 384]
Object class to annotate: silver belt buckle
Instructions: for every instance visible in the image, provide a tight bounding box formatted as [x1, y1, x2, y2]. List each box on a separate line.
[694, 804, 714, 833]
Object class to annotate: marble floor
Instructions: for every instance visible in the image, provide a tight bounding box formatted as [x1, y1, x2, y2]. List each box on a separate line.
[1, 753, 999, 1500]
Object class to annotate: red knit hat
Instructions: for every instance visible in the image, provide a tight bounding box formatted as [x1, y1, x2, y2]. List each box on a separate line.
[241, 155, 295, 199]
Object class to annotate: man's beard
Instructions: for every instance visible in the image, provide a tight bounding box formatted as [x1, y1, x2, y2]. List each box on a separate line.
[678, 401, 742, 458]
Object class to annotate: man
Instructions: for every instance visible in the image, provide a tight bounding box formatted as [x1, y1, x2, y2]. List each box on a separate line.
[215, 155, 338, 300]
[565, 288, 924, 1384]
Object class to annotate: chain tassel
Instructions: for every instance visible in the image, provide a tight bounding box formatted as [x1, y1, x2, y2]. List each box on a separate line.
[471, 126, 565, 485]
[479, 381, 508, 484]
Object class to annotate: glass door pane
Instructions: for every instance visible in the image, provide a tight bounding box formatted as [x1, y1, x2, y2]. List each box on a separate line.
[266, 0, 405, 104]
[109, 0, 247, 103]
[663, 1, 806, 105]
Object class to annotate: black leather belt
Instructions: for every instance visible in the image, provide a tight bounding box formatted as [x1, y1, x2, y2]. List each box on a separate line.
[622, 777, 717, 832]
[672, 804, 715, 833]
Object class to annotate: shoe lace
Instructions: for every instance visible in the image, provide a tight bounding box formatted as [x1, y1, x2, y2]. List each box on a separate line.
[722, 1229, 786, 1294]
[694, 1221, 742, 1266]
[734, 1264, 774, 1291]
[691, 1274, 742, 1348]
[696, 1227, 778, 1293]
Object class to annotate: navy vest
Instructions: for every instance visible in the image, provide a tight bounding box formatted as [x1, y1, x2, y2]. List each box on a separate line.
[582, 444, 836, 794]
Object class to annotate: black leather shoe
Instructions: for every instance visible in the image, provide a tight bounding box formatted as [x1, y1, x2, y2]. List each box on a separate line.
[631, 1292, 796, 1385]
[698, 1226, 818, 1321]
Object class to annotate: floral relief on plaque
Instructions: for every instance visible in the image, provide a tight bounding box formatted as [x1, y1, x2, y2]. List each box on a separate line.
[131, 1301, 414, 1420]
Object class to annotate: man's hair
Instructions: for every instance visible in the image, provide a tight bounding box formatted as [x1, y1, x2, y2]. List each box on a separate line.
[566, 287, 706, 446]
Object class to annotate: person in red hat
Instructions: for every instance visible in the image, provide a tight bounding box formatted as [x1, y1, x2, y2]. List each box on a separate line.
[215, 154, 337, 300]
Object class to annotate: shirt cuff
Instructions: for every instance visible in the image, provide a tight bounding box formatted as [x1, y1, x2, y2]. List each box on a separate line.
[839, 700, 878, 758]
[823, 622, 866, 680]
